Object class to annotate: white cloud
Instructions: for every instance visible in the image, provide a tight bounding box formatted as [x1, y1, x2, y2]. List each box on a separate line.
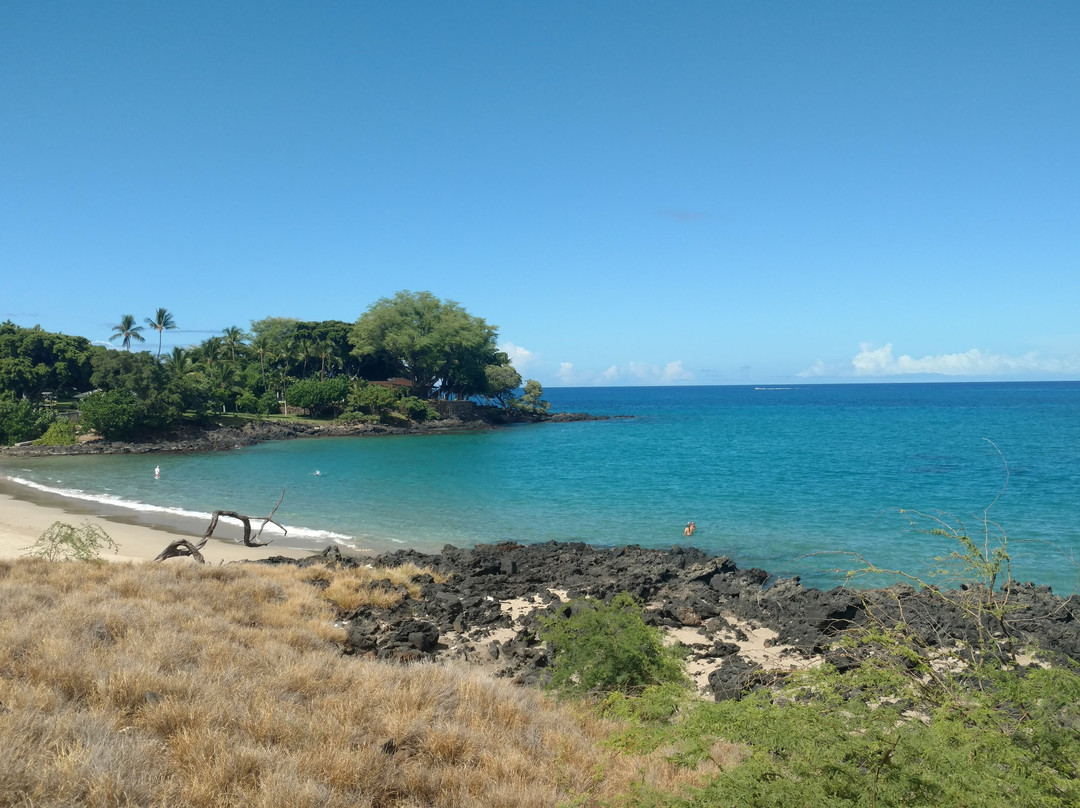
[556, 360, 693, 385]
[851, 343, 1080, 377]
[662, 360, 692, 382]
[797, 359, 830, 378]
[499, 341, 536, 372]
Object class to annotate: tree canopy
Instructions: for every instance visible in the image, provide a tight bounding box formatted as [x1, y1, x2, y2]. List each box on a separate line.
[0, 292, 537, 443]
[0, 322, 95, 401]
[350, 291, 511, 400]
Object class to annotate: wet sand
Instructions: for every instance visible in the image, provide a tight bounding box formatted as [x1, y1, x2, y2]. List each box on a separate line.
[0, 480, 317, 564]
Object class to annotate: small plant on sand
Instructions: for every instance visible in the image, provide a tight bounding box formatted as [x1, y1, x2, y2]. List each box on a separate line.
[539, 591, 689, 698]
[21, 520, 119, 562]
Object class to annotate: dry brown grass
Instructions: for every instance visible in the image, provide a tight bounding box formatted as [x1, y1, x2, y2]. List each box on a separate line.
[0, 558, 715, 807]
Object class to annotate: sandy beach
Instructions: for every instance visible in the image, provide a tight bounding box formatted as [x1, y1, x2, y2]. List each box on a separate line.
[0, 485, 317, 564]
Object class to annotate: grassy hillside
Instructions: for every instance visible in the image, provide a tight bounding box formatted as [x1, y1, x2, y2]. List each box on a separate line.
[3, 554, 1079, 807]
[0, 558, 716, 807]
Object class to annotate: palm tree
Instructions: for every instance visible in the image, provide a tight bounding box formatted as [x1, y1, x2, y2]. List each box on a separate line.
[109, 314, 145, 352]
[164, 346, 196, 380]
[199, 336, 224, 369]
[250, 333, 273, 391]
[221, 326, 247, 361]
[144, 308, 178, 359]
[206, 362, 241, 413]
[272, 344, 297, 414]
[316, 338, 344, 381]
[291, 336, 314, 379]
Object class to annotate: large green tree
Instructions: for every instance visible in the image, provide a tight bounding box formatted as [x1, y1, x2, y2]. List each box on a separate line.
[0, 322, 95, 401]
[109, 314, 145, 351]
[79, 389, 142, 440]
[144, 308, 177, 358]
[350, 291, 510, 400]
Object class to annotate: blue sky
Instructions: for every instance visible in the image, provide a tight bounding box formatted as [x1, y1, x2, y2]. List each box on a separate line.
[2, 2, 1078, 386]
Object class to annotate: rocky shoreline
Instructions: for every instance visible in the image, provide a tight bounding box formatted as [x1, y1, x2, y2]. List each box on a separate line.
[0, 409, 608, 458]
[261, 541, 1080, 701]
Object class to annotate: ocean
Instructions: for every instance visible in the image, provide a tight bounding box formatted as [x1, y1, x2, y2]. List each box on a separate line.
[3, 382, 1079, 592]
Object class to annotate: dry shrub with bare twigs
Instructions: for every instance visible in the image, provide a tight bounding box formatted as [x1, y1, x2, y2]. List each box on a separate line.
[0, 558, 718, 807]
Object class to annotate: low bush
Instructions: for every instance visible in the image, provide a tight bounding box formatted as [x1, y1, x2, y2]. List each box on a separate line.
[21, 521, 119, 562]
[399, 395, 438, 422]
[34, 419, 77, 445]
[539, 591, 689, 697]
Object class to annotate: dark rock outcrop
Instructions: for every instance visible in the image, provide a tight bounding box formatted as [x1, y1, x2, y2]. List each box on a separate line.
[260, 541, 1080, 699]
[1, 410, 612, 457]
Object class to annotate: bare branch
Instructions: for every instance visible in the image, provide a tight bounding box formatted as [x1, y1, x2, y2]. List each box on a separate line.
[156, 490, 288, 562]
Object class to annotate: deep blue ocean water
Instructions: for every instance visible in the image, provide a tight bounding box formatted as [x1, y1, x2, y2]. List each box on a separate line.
[3, 382, 1079, 591]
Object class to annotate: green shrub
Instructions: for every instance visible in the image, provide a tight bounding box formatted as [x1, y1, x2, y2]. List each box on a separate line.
[645, 661, 1080, 808]
[349, 381, 400, 416]
[34, 419, 77, 445]
[286, 377, 349, 417]
[21, 520, 120, 562]
[234, 391, 259, 414]
[539, 591, 689, 697]
[257, 391, 281, 415]
[399, 396, 438, 422]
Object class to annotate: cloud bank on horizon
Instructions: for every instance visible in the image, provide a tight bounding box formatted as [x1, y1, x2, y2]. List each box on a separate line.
[798, 343, 1080, 381]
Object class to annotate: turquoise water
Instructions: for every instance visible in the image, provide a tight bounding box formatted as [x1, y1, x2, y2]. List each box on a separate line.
[3, 382, 1079, 591]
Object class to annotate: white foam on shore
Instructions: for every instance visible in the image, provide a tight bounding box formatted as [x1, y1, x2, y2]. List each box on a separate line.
[3, 474, 355, 544]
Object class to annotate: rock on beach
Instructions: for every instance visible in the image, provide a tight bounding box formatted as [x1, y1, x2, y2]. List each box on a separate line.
[260, 541, 1080, 700]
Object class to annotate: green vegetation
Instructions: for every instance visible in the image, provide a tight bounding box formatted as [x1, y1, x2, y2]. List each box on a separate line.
[0, 292, 546, 444]
[108, 313, 145, 351]
[519, 377, 550, 412]
[530, 502, 1080, 807]
[20, 520, 119, 562]
[549, 632, 1080, 807]
[629, 663, 1080, 807]
[0, 320, 94, 400]
[33, 419, 77, 445]
[350, 290, 519, 401]
[540, 592, 689, 697]
[144, 307, 178, 358]
[0, 394, 56, 445]
[285, 377, 350, 417]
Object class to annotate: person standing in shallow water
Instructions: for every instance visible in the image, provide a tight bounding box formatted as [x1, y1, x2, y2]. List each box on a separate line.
[684, 521, 695, 536]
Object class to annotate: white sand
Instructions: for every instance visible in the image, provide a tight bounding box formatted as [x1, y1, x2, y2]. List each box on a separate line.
[0, 490, 316, 565]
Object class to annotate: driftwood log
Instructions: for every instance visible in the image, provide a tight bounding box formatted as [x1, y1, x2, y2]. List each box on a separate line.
[155, 490, 287, 563]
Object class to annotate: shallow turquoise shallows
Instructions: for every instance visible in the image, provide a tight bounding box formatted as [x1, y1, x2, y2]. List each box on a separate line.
[3, 382, 1079, 592]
